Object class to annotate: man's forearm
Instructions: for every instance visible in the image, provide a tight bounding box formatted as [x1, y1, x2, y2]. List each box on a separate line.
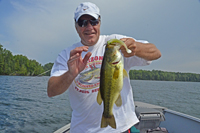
[135, 42, 161, 61]
[47, 71, 75, 97]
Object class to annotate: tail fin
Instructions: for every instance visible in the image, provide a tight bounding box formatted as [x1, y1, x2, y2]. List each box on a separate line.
[101, 114, 116, 129]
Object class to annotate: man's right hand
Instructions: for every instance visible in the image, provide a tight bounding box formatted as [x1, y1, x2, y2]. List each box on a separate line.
[67, 46, 92, 78]
[47, 46, 92, 97]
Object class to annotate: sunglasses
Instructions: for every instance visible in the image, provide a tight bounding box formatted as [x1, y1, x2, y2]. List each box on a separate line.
[77, 19, 100, 27]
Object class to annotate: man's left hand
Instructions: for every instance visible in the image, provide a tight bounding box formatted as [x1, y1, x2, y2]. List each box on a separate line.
[120, 38, 136, 57]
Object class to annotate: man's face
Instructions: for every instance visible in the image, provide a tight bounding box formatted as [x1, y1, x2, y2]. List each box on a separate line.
[75, 15, 100, 46]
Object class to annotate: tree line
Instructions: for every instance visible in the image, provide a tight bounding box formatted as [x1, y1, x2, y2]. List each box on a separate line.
[1, 44, 200, 82]
[129, 70, 200, 82]
[0, 44, 53, 76]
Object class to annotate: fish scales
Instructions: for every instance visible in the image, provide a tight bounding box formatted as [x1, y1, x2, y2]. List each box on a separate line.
[101, 62, 123, 117]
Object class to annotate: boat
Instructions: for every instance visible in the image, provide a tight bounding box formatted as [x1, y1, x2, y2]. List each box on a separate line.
[53, 101, 200, 133]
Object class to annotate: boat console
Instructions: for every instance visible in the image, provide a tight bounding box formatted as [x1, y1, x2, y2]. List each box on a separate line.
[134, 101, 200, 133]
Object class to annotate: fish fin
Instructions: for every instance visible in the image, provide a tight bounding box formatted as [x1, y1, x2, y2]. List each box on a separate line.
[101, 114, 116, 129]
[97, 90, 102, 105]
[115, 94, 122, 107]
[113, 69, 119, 79]
[123, 69, 128, 78]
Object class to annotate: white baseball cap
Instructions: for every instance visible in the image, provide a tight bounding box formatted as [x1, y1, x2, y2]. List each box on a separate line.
[74, 2, 100, 22]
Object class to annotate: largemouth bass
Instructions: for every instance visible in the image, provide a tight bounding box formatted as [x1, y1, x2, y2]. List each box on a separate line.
[97, 39, 131, 129]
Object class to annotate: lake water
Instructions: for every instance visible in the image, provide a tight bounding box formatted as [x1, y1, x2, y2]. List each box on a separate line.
[0, 76, 200, 133]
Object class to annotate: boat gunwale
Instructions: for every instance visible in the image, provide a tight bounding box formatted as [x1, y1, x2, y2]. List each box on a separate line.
[164, 109, 200, 123]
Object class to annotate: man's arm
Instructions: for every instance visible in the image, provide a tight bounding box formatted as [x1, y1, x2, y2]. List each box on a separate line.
[47, 71, 75, 97]
[120, 38, 161, 60]
[47, 46, 92, 97]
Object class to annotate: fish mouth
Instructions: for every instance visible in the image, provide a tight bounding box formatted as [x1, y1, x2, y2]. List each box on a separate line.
[111, 55, 122, 65]
[112, 61, 119, 65]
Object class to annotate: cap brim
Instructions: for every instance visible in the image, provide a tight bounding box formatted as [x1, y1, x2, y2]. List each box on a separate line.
[75, 13, 99, 22]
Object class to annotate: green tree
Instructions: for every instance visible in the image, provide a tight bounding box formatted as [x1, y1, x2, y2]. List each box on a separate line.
[42, 62, 53, 76]
[0, 44, 4, 74]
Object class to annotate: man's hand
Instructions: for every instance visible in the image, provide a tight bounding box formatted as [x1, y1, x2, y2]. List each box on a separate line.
[67, 46, 92, 78]
[120, 38, 161, 60]
[120, 38, 136, 57]
[47, 46, 92, 97]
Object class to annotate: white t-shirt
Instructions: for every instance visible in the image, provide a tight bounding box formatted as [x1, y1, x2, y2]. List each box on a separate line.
[51, 34, 151, 133]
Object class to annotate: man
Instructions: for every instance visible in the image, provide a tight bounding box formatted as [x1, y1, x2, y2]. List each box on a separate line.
[47, 2, 161, 133]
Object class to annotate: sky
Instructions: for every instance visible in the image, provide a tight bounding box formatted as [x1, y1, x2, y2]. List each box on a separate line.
[0, 0, 200, 74]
